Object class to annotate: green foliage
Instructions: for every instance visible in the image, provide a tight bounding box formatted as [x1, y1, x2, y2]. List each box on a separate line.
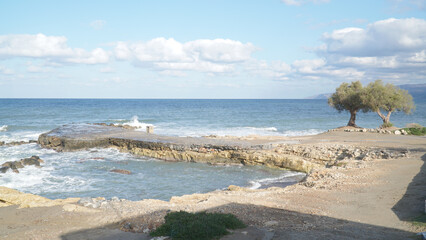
[363, 80, 415, 124]
[403, 127, 426, 136]
[410, 213, 426, 227]
[150, 211, 246, 240]
[328, 81, 367, 113]
[328, 81, 368, 126]
[381, 122, 394, 128]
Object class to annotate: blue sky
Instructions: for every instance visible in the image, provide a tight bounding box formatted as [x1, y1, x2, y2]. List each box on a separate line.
[0, 0, 425, 98]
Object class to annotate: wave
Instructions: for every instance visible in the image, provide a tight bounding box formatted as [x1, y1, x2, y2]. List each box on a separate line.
[156, 126, 323, 138]
[0, 131, 42, 143]
[249, 172, 306, 189]
[282, 129, 325, 136]
[116, 116, 154, 130]
[0, 125, 7, 132]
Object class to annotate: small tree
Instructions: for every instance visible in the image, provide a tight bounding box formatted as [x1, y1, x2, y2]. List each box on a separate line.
[328, 81, 367, 127]
[363, 80, 415, 127]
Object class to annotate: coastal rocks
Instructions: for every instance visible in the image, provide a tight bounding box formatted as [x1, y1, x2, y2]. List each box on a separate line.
[77, 196, 126, 209]
[0, 156, 44, 173]
[0, 140, 37, 147]
[110, 169, 132, 175]
[329, 127, 409, 135]
[37, 125, 410, 174]
[302, 169, 348, 189]
[274, 144, 408, 162]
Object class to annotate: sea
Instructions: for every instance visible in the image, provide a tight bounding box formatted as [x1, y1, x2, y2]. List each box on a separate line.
[0, 99, 425, 201]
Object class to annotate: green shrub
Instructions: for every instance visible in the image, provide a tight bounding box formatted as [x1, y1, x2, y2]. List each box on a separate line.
[380, 122, 394, 128]
[150, 211, 246, 240]
[403, 127, 426, 136]
[410, 213, 426, 228]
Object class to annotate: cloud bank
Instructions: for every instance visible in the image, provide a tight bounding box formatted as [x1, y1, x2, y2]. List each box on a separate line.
[0, 18, 425, 85]
[114, 38, 256, 74]
[0, 34, 109, 64]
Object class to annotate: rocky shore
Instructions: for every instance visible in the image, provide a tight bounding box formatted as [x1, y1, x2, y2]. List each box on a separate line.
[37, 124, 410, 173]
[1, 125, 425, 239]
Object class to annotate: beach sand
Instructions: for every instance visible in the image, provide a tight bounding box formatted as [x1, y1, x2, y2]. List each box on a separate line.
[0, 131, 425, 239]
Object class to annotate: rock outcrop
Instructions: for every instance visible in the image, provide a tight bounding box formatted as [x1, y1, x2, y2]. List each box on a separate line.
[110, 169, 132, 175]
[0, 140, 37, 147]
[0, 156, 44, 173]
[37, 124, 410, 174]
[0, 186, 79, 208]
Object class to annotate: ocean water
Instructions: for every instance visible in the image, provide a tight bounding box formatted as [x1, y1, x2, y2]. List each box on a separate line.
[0, 99, 425, 201]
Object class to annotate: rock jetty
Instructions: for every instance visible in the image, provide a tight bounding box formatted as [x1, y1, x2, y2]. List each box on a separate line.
[38, 124, 409, 173]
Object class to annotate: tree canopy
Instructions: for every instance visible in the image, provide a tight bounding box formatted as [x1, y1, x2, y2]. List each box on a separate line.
[328, 81, 368, 127]
[363, 80, 415, 126]
[328, 80, 415, 128]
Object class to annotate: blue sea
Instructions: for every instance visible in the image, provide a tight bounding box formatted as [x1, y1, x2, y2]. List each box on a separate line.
[0, 99, 425, 201]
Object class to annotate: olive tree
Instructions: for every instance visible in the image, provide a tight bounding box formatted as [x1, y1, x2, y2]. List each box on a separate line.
[363, 80, 415, 127]
[328, 81, 367, 127]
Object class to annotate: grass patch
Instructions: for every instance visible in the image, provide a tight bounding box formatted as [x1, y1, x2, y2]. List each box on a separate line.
[381, 122, 394, 128]
[150, 211, 246, 240]
[410, 213, 426, 228]
[403, 127, 426, 136]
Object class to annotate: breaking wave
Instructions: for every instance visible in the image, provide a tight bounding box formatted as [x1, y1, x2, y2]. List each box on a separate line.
[118, 116, 154, 130]
[0, 125, 7, 132]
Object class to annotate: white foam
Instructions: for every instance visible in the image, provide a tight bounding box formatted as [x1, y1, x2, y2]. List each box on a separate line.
[249, 172, 306, 189]
[282, 129, 325, 136]
[0, 131, 42, 143]
[119, 116, 154, 130]
[0, 125, 7, 132]
[156, 126, 281, 137]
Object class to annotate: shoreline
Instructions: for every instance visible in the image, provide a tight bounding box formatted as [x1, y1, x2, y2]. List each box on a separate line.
[1, 127, 425, 239]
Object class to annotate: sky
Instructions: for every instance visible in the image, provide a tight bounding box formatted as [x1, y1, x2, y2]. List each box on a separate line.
[0, 0, 425, 98]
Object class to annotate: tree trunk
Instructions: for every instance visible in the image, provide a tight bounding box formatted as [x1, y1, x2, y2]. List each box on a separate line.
[376, 110, 392, 124]
[347, 110, 357, 127]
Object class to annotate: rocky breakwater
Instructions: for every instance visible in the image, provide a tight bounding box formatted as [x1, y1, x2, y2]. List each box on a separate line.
[38, 124, 409, 174]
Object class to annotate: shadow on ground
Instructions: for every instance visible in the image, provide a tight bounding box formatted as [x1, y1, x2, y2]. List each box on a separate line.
[393, 153, 426, 221]
[61, 202, 416, 240]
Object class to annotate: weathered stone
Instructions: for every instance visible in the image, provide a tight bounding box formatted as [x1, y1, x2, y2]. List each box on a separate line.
[21, 156, 44, 167]
[394, 130, 401, 135]
[110, 169, 132, 175]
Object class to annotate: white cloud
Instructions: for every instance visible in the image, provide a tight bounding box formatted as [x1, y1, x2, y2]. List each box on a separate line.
[90, 20, 106, 30]
[281, 0, 330, 6]
[320, 18, 426, 57]
[114, 38, 256, 73]
[270, 18, 426, 84]
[0, 34, 109, 64]
[66, 48, 109, 64]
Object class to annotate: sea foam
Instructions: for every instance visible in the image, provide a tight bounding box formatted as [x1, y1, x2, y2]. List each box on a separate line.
[119, 116, 154, 130]
[249, 172, 306, 189]
[0, 125, 7, 132]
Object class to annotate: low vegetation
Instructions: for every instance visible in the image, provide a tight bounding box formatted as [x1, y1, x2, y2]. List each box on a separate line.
[150, 211, 246, 240]
[410, 213, 426, 228]
[402, 127, 426, 136]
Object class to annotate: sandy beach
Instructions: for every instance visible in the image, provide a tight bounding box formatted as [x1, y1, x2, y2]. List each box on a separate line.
[1, 130, 425, 240]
